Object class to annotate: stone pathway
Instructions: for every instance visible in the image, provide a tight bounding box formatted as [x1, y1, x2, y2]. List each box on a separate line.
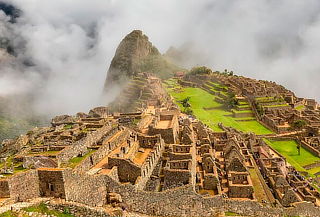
[0, 198, 49, 215]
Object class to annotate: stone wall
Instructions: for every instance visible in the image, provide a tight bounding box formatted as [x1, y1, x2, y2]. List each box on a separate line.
[8, 170, 40, 202]
[107, 166, 119, 182]
[5, 169, 320, 217]
[64, 170, 108, 207]
[38, 169, 66, 198]
[73, 129, 129, 174]
[232, 111, 254, 118]
[300, 140, 320, 157]
[47, 200, 112, 217]
[57, 124, 112, 165]
[163, 169, 191, 190]
[116, 182, 320, 217]
[149, 127, 177, 144]
[135, 140, 165, 190]
[107, 158, 141, 183]
[0, 179, 10, 198]
[203, 174, 219, 190]
[228, 185, 253, 198]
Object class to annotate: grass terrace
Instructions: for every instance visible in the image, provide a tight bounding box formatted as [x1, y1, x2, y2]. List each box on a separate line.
[231, 109, 253, 114]
[262, 104, 289, 108]
[238, 101, 249, 105]
[64, 149, 96, 169]
[295, 105, 305, 111]
[164, 79, 273, 135]
[255, 96, 277, 102]
[264, 139, 320, 176]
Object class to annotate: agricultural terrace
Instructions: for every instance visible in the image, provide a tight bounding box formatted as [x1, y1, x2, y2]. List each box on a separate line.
[264, 139, 320, 177]
[164, 79, 273, 135]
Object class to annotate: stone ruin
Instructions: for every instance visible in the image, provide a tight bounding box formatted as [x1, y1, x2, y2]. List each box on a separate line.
[0, 73, 319, 217]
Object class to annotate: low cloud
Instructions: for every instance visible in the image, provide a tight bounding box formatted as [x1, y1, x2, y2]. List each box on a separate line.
[0, 0, 319, 120]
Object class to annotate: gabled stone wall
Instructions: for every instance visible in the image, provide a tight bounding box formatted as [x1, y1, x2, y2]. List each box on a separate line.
[38, 169, 66, 198]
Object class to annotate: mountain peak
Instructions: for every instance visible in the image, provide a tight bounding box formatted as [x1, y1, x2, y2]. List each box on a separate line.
[104, 30, 160, 88]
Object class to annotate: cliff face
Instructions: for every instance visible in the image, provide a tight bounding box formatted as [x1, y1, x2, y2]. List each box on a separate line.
[104, 30, 160, 88]
[104, 30, 182, 92]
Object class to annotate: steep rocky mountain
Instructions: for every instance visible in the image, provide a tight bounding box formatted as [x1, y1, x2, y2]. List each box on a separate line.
[104, 30, 182, 91]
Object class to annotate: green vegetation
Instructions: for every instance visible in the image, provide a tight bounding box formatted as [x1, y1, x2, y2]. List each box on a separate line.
[23, 203, 75, 217]
[292, 120, 307, 130]
[189, 66, 213, 75]
[249, 168, 268, 202]
[264, 139, 320, 176]
[0, 211, 22, 217]
[295, 105, 305, 111]
[225, 94, 239, 109]
[66, 149, 96, 168]
[0, 116, 45, 142]
[231, 109, 253, 114]
[262, 104, 289, 108]
[225, 211, 241, 216]
[139, 55, 184, 79]
[179, 97, 191, 108]
[63, 124, 73, 130]
[165, 79, 273, 135]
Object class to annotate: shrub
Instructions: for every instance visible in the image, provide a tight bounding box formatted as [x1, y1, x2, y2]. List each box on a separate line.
[189, 66, 213, 75]
[292, 120, 307, 129]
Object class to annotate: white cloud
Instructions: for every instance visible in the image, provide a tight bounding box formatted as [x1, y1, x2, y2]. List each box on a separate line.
[0, 0, 319, 118]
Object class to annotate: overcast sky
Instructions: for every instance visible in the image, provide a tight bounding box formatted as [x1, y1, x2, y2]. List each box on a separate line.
[1, 0, 320, 117]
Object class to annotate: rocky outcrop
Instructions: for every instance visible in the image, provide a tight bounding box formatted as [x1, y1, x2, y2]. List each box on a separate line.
[104, 30, 182, 93]
[104, 30, 160, 89]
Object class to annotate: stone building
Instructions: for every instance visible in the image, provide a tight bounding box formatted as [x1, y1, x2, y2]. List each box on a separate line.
[148, 110, 179, 144]
[38, 168, 67, 198]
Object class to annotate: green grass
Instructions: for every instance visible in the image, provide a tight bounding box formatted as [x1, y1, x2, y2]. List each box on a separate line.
[63, 124, 73, 130]
[234, 117, 256, 121]
[208, 81, 227, 89]
[165, 80, 273, 135]
[238, 101, 249, 105]
[0, 211, 23, 217]
[225, 211, 241, 216]
[13, 165, 27, 174]
[66, 149, 96, 168]
[237, 104, 250, 108]
[255, 96, 276, 102]
[23, 203, 75, 217]
[264, 139, 320, 176]
[249, 168, 268, 202]
[231, 109, 253, 114]
[262, 104, 289, 108]
[295, 105, 305, 111]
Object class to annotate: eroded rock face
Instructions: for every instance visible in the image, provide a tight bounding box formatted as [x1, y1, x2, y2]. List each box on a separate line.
[104, 30, 160, 89]
[88, 106, 109, 118]
[51, 115, 75, 126]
